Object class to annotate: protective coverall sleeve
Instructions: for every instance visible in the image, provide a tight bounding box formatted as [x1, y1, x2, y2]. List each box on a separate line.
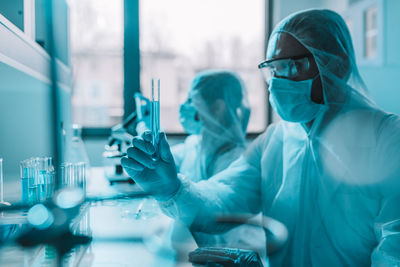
[171, 142, 185, 172]
[159, 132, 269, 234]
[371, 195, 400, 266]
[160, 156, 261, 233]
[371, 115, 400, 266]
[171, 135, 200, 173]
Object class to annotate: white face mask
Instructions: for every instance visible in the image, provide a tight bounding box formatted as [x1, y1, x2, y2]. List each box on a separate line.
[268, 76, 323, 123]
[179, 102, 202, 134]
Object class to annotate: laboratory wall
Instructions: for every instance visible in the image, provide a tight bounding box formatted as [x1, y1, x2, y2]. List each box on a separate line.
[356, 0, 400, 115]
[0, 0, 72, 185]
[0, 65, 54, 179]
[0, 77, 72, 179]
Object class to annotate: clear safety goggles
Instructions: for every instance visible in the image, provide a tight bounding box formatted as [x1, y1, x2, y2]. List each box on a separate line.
[258, 54, 313, 82]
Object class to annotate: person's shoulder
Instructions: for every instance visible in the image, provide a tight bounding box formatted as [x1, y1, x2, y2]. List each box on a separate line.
[333, 108, 391, 127]
[259, 121, 286, 141]
[246, 122, 284, 153]
[322, 108, 393, 146]
[377, 110, 400, 133]
[171, 135, 201, 159]
[255, 122, 282, 138]
[184, 134, 201, 145]
[319, 107, 400, 188]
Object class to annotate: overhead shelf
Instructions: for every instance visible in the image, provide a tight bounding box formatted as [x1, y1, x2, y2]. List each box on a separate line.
[0, 0, 72, 179]
[0, 13, 71, 88]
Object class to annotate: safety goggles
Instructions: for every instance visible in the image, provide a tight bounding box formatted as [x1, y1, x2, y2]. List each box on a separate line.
[258, 54, 313, 82]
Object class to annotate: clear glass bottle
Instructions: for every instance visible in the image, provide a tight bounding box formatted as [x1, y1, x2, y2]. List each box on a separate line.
[66, 124, 90, 167]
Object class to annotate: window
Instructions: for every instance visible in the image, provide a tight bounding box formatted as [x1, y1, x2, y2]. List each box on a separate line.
[364, 6, 377, 59]
[69, 0, 266, 132]
[68, 0, 124, 127]
[140, 0, 266, 132]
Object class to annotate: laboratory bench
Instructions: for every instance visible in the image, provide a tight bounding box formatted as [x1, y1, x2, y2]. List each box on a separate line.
[0, 167, 197, 267]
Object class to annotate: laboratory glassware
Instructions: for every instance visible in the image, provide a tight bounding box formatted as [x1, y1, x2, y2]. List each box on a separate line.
[0, 158, 11, 206]
[151, 79, 160, 161]
[60, 162, 86, 194]
[20, 157, 55, 204]
[151, 78, 160, 146]
[66, 124, 90, 167]
[20, 159, 38, 205]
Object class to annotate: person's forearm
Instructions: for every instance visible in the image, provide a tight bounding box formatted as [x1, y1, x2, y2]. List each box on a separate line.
[159, 176, 218, 231]
[159, 156, 262, 233]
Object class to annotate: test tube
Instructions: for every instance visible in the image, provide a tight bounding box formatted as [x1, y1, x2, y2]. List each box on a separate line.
[77, 162, 86, 195]
[150, 78, 160, 147]
[37, 157, 47, 202]
[30, 158, 39, 204]
[45, 157, 55, 200]
[60, 162, 71, 187]
[20, 158, 38, 205]
[19, 157, 55, 203]
[60, 162, 86, 193]
[20, 160, 28, 203]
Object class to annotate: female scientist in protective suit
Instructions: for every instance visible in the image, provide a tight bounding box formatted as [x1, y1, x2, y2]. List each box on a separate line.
[122, 9, 400, 266]
[173, 70, 250, 183]
[171, 70, 265, 250]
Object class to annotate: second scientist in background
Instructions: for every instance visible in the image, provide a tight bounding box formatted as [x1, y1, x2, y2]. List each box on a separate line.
[173, 70, 250, 182]
[171, 70, 263, 250]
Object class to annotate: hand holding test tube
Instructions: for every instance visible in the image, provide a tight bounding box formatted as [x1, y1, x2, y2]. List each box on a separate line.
[122, 78, 182, 201]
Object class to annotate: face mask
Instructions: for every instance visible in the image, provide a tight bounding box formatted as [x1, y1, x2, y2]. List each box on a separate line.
[179, 102, 202, 134]
[268, 76, 323, 123]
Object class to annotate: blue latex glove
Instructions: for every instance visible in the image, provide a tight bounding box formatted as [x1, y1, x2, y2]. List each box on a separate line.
[189, 247, 264, 267]
[121, 131, 181, 201]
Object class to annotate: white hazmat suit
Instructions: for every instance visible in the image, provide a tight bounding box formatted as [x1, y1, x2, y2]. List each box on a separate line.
[158, 9, 400, 266]
[172, 70, 250, 183]
[170, 70, 265, 251]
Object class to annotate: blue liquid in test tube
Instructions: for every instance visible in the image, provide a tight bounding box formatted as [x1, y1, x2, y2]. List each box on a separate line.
[20, 161, 29, 203]
[151, 78, 160, 160]
[20, 159, 38, 205]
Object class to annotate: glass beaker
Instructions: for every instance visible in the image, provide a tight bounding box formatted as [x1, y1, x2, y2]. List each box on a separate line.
[61, 162, 86, 194]
[20, 159, 39, 205]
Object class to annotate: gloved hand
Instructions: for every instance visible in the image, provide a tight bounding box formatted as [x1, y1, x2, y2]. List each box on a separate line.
[121, 131, 181, 201]
[189, 247, 264, 267]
